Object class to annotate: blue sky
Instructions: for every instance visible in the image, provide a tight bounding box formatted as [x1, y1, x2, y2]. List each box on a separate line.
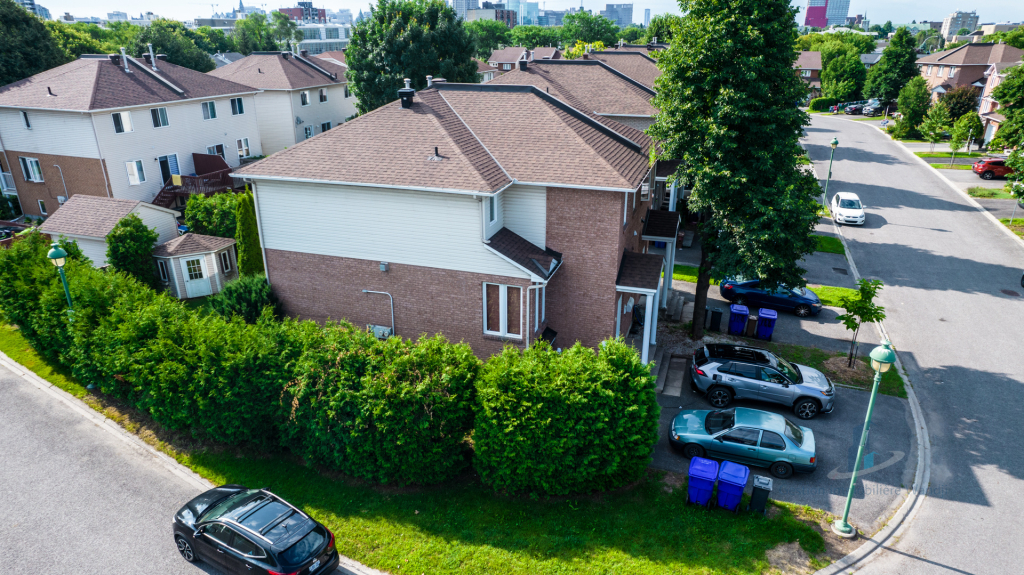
[40, 1, 1024, 28]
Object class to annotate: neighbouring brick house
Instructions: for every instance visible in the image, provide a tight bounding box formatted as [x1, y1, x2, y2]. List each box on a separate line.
[978, 61, 1022, 147]
[476, 59, 501, 83]
[915, 42, 1024, 102]
[794, 51, 822, 100]
[0, 52, 262, 219]
[589, 51, 662, 90]
[233, 82, 680, 363]
[209, 51, 357, 154]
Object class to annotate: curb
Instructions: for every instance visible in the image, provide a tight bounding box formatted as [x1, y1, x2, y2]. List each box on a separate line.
[800, 136, 932, 575]
[0, 350, 382, 575]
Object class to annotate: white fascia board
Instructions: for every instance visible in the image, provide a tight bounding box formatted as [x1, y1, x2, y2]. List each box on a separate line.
[235, 173, 497, 197]
[483, 244, 543, 282]
[0, 91, 262, 114]
[598, 113, 654, 118]
[615, 284, 658, 295]
[133, 203, 181, 217]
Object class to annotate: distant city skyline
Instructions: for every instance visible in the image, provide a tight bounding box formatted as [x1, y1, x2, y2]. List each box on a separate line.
[30, 0, 1024, 28]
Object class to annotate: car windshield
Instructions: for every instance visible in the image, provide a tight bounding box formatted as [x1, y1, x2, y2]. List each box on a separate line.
[775, 357, 802, 383]
[705, 409, 735, 434]
[839, 199, 862, 209]
[199, 489, 260, 522]
[280, 526, 326, 565]
[783, 418, 804, 446]
[788, 287, 806, 297]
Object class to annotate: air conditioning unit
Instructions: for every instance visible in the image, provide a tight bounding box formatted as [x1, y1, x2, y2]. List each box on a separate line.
[367, 324, 393, 339]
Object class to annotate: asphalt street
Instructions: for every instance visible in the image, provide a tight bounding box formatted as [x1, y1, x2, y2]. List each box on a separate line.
[804, 116, 1024, 575]
[0, 362, 224, 574]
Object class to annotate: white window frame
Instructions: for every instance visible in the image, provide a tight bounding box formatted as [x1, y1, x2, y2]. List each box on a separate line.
[303, 125, 313, 139]
[19, 157, 44, 182]
[541, 285, 546, 322]
[502, 64, 511, 71]
[230, 97, 244, 115]
[37, 199, 47, 215]
[948, 67, 956, 78]
[320, 121, 331, 132]
[801, 69, 811, 77]
[344, 85, 351, 98]
[219, 250, 233, 273]
[21, 110, 31, 129]
[623, 192, 628, 226]
[111, 111, 133, 134]
[236, 138, 250, 159]
[207, 144, 226, 159]
[534, 286, 546, 332]
[156, 259, 169, 282]
[937, 66, 945, 77]
[151, 107, 169, 128]
[300, 91, 310, 106]
[488, 196, 496, 223]
[319, 88, 328, 103]
[125, 159, 146, 185]
[202, 101, 217, 120]
[482, 283, 523, 339]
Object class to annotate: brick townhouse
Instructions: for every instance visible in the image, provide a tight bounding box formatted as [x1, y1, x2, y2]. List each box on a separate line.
[233, 81, 680, 362]
[794, 51, 822, 100]
[978, 61, 1022, 145]
[916, 42, 1024, 102]
[0, 51, 261, 218]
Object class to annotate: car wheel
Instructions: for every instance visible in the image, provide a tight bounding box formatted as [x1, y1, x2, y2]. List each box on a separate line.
[981, 171, 994, 180]
[734, 295, 748, 306]
[707, 386, 733, 408]
[794, 304, 812, 317]
[770, 461, 794, 479]
[175, 536, 197, 563]
[683, 443, 705, 459]
[794, 398, 820, 420]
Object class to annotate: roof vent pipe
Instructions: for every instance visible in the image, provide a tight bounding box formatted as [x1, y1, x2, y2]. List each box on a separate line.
[147, 43, 158, 71]
[282, 51, 291, 60]
[426, 75, 433, 87]
[398, 78, 415, 108]
[119, 47, 130, 73]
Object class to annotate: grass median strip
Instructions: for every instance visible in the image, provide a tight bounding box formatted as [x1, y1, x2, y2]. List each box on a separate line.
[999, 218, 1024, 239]
[968, 187, 1017, 199]
[914, 151, 984, 159]
[928, 163, 973, 170]
[0, 322, 828, 574]
[807, 284, 859, 308]
[814, 235, 845, 255]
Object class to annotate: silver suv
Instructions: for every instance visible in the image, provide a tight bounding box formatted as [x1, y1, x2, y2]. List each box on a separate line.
[690, 344, 835, 419]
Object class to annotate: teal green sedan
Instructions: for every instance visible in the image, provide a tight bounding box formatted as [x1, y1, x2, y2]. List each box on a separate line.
[668, 407, 817, 479]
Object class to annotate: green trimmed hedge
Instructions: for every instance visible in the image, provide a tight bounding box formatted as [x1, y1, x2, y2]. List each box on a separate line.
[474, 340, 659, 496]
[809, 97, 837, 112]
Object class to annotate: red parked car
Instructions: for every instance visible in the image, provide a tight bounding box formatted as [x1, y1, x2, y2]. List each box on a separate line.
[973, 158, 1014, 180]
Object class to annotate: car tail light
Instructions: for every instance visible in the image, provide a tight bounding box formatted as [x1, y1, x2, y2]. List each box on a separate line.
[268, 571, 298, 575]
[694, 367, 707, 377]
[723, 285, 733, 290]
[809, 457, 816, 464]
[328, 528, 336, 550]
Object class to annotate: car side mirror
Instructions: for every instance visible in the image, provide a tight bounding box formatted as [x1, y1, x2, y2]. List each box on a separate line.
[194, 526, 204, 537]
[715, 436, 724, 442]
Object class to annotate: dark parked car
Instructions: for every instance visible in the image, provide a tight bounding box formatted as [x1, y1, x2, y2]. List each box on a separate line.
[973, 158, 1014, 180]
[844, 104, 863, 115]
[719, 278, 823, 317]
[173, 485, 339, 575]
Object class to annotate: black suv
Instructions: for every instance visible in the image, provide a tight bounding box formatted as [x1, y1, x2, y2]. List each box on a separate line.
[173, 485, 339, 575]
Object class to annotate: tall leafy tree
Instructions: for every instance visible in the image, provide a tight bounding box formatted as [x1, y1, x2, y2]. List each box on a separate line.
[184, 193, 240, 239]
[919, 102, 951, 152]
[897, 76, 931, 128]
[233, 12, 277, 55]
[795, 31, 875, 54]
[190, 26, 236, 54]
[560, 12, 618, 47]
[346, 0, 477, 114]
[44, 21, 105, 59]
[617, 25, 644, 44]
[821, 51, 867, 102]
[991, 64, 1024, 149]
[982, 28, 1024, 49]
[649, 0, 820, 339]
[131, 20, 215, 72]
[0, 0, 70, 86]
[509, 25, 561, 50]
[564, 40, 606, 60]
[235, 190, 265, 276]
[643, 13, 680, 43]
[941, 85, 979, 122]
[270, 11, 303, 50]
[106, 214, 160, 288]
[864, 27, 919, 103]
[465, 18, 511, 59]
[835, 280, 886, 367]
[951, 113, 983, 160]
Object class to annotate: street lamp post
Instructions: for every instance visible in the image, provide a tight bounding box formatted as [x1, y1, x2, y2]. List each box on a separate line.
[832, 339, 897, 538]
[47, 242, 73, 314]
[823, 138, 839, 201]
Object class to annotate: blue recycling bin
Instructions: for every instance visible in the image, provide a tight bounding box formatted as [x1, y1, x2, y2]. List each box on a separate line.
[716, 460, 750, 512]
[728, 304, 749, 336]
[756, 308, 778, 341]
[654, 241, 666, 248]
[687, 456, 719, 507]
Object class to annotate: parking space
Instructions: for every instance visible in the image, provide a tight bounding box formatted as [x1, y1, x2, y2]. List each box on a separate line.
[651, 379, 915, 535]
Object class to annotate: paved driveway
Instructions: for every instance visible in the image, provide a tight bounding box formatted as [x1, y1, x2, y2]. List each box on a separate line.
[651, 378, 914, 534]
[804, 115, 1024, 574]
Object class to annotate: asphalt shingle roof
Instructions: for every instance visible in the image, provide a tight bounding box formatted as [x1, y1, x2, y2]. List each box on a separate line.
[487, 227, 561, 277]
[589, 52, 661, 89]
[794, 51, 822, 70]
[532, 47, 561, 60]
[315, 51, 347, 67]
[153, 233, 235, 257]
[488, 47, 526, 64]
[38, 196, 140, 238]
[0, 55, 257, 111]
[641, 208, 680, 239]
[208, 52, 346, 90]
[915, 43, 1024, 66]
[615, 251, 664, 291]
[486, 61, 657, 116]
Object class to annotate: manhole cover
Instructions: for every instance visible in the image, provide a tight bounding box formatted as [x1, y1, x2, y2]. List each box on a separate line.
[832, 268, 849, 275]
[1001, 289, 1021, 297]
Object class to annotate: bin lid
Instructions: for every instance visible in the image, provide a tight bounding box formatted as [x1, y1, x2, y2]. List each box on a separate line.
[752, 475, 773, 491]
[758, 308, 778, 319]
[718, 460, 750, 485]
[688, 456, 720, 480]
[730, 304, 748, 315]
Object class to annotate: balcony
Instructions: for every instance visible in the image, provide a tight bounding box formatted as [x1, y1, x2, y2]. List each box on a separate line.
[1, 172, 15, 192]
[152, 153, 236, 209]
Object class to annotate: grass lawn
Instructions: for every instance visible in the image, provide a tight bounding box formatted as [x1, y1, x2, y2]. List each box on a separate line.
[797, 154, 812, 165]
[928, 163, 972, 170]
[968, 187, 1017, 199]
[668, 264, 721, 285]
[761, 341, 906, 398]
[0, 322, 828, 574]
[814, 235, 844, 255]
[914, 151, 984, 159]
[817, 203, 832, 218]
[807, 284, 859, 308]
[999, 218, 1024, 239]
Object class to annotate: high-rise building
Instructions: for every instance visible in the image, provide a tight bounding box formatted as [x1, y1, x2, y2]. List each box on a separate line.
[600, 4, 633, 28]
[279, 2, 327, 24]
[107, 11, 129, 21]
[454, 0, 480, 19]
[16, 0, 50, 19]
[824, 0, 849, 27]
[804, 0, 848, 28]
[941, 10, 980, 40]
[644, 9, 650, 27]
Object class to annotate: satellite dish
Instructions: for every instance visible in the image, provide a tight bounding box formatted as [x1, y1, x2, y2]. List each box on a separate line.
[295, 116, 303, 125]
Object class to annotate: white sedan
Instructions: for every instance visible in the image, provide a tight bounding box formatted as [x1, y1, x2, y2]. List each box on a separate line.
[831, 192, 865, 226]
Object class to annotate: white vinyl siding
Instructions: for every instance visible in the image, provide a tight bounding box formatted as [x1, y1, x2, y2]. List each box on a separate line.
[53, 236, 110, 267]
[252, 91, 295, 154]
[501, 185, 546, 247]
[0, 109, 100, 158]
[254, 180, 527, 278]
[483, 192, 503, 239]
[111, 111, 133, 134]
[132, 204, 180, 244]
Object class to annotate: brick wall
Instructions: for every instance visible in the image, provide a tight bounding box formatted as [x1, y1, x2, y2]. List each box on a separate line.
[265, 249, 532, 358]
[6, 150, 109, 218]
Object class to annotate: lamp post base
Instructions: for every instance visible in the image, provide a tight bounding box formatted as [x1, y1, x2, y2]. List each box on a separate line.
[831, 519, 858, 539]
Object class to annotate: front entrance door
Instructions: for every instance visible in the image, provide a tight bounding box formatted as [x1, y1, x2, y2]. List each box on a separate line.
[181, 257, 212, 298]
[158, 154, 179, 185]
